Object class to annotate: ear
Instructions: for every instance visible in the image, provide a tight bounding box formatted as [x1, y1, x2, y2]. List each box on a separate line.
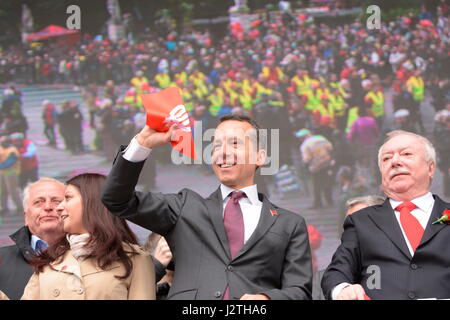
[256, 148, 267, 167]
[429, 161, 436, 180]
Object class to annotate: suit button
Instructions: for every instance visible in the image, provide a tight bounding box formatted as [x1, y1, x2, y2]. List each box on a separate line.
[214, 291, 222, 298]
[408, 292, 416, 299]
[410, 263, 418, 270]
[227, 266, 233, 271]
[76, 288, 84, 295]
[52, 289, 60, 297]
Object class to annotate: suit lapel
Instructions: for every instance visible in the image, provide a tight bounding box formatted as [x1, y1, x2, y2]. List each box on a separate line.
[367, 199, 412, 260]
[418, 195, 449, 248]
[205, 187, 231, 260]
[234, 193, 278, 260]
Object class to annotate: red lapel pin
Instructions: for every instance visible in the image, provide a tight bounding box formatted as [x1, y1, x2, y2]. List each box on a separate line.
[270, 209, 279, 216]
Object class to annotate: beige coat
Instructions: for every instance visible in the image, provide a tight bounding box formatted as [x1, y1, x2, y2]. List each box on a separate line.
[0, 290, 8, 300]
[21, 244, 155, 300]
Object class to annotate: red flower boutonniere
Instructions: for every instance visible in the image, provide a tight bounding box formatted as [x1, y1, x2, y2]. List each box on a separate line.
[432, 209, 450, 225]
[270, 209, 279, 216]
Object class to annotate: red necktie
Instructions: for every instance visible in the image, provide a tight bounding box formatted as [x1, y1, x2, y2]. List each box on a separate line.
[395, 201, 424, 253]
[222, 191, 246, 299]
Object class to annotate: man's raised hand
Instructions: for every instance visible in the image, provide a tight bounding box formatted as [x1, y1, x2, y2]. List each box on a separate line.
[136, 124, 177, 149]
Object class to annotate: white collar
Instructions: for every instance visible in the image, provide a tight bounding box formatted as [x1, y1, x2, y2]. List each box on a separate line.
[220, 184, 261, 206]
[390, 192, 434, 212]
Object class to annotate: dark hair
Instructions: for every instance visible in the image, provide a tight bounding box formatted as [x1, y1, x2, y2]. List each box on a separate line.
[30, 173, 139, 279]
[219, 114, 260, 130]
[218, 114, 265, 150]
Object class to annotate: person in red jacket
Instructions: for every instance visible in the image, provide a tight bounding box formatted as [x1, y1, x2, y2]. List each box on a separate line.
[10, 133, 39, 189]
[41, 100, 57, 147]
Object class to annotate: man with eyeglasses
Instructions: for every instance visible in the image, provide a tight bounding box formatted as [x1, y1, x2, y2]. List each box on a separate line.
[0, 177, 65, 299]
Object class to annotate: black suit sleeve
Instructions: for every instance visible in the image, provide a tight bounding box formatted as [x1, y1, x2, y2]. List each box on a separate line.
[321, 214, 362, 299]
[101, 148, 187, 236]
[151, 257, 167, 283]
[262, 217, 313, 300]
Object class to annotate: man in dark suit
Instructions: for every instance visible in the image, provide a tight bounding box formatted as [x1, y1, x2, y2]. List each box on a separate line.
[322, 130, 450, 300]
[0, 177, 65, 299]
[102, 114, 312, 300]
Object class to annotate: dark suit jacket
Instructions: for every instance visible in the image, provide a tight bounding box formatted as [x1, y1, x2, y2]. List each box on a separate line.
[322, 195, 450, 300]
[101, 149, 313, 300]
[0, 226, 34, 300]
[312, 269, 325, 300]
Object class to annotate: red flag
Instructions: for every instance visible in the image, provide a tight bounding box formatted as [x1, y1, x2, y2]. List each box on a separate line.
[141, 87, 196, 159]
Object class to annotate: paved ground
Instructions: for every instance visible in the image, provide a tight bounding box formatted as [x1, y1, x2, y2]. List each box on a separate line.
[0, 85, 448, 271]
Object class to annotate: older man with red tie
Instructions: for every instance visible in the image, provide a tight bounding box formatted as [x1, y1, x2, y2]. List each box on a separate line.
[322, 130, 450, 300]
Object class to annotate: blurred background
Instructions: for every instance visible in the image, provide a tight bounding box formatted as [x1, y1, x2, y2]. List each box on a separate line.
[1, 0, 449, 274]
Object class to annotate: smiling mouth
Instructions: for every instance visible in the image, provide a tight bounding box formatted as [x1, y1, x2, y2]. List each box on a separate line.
[217, 160, 238, 168]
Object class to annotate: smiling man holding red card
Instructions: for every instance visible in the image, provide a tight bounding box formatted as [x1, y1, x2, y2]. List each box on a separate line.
[101, 88, 312, 300]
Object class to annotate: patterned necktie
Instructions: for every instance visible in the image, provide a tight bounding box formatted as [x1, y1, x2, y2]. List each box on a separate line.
[222, 191, 246, 300]
[35, 239, 48, 255]
[395, 201, 424, 253]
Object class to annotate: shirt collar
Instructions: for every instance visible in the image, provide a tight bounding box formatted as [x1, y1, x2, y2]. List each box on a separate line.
[220, 184, 261, 206]
[390, 192, 434, 212]
[30, 234, 45, 251]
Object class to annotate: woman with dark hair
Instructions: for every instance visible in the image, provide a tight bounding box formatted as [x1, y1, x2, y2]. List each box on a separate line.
[20, 173, 155, 300]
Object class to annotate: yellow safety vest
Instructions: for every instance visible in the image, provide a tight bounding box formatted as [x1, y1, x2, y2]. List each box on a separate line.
[365, 91, 384, 118]
[174, 72, 188, 86]
[305, 88, 329, 111]
[131, 76, 149, 89]
[180, 89, 193, 112]
[190, 72, 207, 88]
[407, 76, 425, 101]
[239, 92, 253, 110]
[262, 66, 284, 80]
[155, 73, 171, 89]
[328, 94, 345, 118]
[208, 92, 224, 116]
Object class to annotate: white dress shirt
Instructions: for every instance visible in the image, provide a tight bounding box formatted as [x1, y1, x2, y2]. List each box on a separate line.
[122, 137, 263, 243]
[220, 184, 262, 243]
[332, 192, 435, 300]
[123, 136, 152, 162]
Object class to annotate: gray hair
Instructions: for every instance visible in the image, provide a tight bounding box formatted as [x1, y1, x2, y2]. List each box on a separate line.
[346, 195, 386, 209]
[377, 130, 436, 168]
[22, 177, 65, 212]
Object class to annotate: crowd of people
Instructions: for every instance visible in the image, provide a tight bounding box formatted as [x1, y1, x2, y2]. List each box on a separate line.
[2, 2, 450, 216]
[0, 1, 450, 300]
[0, 86, 40, 215]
